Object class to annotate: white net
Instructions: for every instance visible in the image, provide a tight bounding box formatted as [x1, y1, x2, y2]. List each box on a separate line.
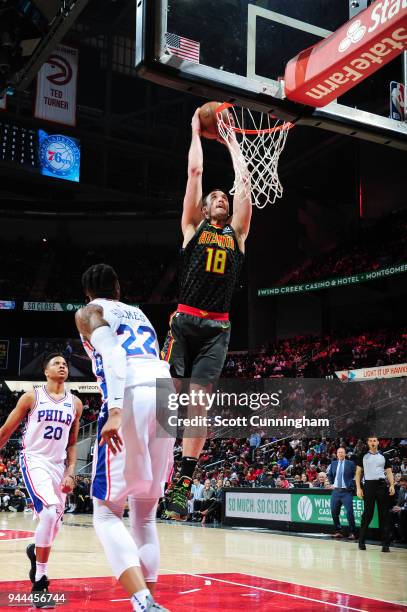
[216, 104, 292, 209]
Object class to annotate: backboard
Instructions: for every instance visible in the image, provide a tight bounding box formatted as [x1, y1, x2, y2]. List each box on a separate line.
[135, 0, 407, 150]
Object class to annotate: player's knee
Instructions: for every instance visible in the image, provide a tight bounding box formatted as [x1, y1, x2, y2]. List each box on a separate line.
[36, 504, 59, 547]
[93, 498, 123, 530]
[40, 504, 58, 523]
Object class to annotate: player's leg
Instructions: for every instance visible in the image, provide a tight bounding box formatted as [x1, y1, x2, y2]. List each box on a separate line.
[161, 312, 186, 388]
[125, 387, 174, 603]
[29, 504, 64, 573]
[168, 318, 230, 519]
[128, 497, 160, 596]
[93, 497, 159, 610]
[21, 456, 64, 601]
[92, 387, 170, 611]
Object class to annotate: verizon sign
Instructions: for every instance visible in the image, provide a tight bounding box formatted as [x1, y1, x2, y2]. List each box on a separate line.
[284, 0, 407, 107]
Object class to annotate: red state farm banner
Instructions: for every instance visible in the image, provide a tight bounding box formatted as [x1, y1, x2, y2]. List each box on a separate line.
[35, 44, 78, 126]
[284, 0, 407, 107]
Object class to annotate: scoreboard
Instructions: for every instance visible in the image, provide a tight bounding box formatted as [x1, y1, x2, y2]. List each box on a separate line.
[0, 120, 80, 182]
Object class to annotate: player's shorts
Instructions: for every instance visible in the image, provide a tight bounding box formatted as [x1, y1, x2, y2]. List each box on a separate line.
[161, 307, 231, 383]
[20, 453, 66, 514]
[92, 383, 175, 503]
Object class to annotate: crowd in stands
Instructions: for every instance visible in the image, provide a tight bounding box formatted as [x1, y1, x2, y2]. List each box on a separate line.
[281, 208, 407, 285]
[0, 240, 178, 303]
[224, 329, 407, 378]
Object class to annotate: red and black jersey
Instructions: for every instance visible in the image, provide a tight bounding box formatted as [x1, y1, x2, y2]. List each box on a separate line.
[178, 219, 244, 313]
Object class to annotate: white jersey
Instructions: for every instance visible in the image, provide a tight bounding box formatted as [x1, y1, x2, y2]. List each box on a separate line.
[81, 298, 170, 402]
[21, 385, 75, 463]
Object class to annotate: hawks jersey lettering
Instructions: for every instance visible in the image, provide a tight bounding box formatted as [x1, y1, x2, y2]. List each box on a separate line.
[81, 298, 170, 401]
[179, 219, 244, 312]
[21, 385, 75, 463]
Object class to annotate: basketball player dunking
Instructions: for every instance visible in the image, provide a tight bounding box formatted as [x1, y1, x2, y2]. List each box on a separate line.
[75, 264, 174, 612]
[162, 107, 252, 518]
[0, 354, 83, 607]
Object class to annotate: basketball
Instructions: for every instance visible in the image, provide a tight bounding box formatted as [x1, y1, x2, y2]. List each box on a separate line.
[199, 102, 224, 139]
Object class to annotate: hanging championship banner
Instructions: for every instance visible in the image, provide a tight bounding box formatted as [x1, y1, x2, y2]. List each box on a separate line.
[35, 45, 78, 127]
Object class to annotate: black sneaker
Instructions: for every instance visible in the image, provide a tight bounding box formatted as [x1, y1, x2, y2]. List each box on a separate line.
[166, 476, 192, 520]
[358, 542, 366, 550]
[26, 543, 36, 584]
[31, 575, 55, 608]
[382, 546, 390, 553]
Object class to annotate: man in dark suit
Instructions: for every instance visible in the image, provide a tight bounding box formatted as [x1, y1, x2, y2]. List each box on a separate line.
[328, 447, 357, 540]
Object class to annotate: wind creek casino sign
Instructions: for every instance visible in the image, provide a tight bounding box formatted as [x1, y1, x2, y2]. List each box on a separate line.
[258, 263, 407, 296]
[225, 490, 379, 528]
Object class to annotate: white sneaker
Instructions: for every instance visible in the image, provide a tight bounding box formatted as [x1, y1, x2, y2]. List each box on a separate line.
[8, 506, 17, 512]
[146, 595, 170, 611]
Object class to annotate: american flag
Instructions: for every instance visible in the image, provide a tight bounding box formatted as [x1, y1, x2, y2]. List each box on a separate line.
[164, 32, 200, 63]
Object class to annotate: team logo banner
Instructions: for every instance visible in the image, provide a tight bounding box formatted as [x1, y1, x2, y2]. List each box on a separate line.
[35, 45, 78, 127]
[38, 131, 81, 182]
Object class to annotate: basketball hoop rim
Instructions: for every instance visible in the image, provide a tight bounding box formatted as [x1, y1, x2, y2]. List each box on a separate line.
[215, 102, 294, 134]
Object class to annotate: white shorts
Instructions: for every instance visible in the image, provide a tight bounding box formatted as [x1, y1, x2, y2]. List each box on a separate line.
[92, 384, 174, 502]
[20, 453, 66, 514]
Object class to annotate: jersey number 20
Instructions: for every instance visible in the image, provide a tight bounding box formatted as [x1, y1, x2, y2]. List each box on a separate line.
[44, 426, 63, 440]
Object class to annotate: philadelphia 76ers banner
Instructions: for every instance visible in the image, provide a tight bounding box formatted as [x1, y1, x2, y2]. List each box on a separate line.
[35, 45, 78, 127]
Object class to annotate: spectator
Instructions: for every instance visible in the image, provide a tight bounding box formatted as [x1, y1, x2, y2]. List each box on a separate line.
[391, 475, 407, 543]
[249, 432, 261, 462]
[188, 477, 204, 519]
[8, 488, 27, 512]
[313, 472, 330, 489]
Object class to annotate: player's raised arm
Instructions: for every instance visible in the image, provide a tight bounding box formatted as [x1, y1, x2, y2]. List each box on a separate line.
[75, 304, 125, 454]
[228, 135, 252, 248]
[0, 392, 33, 449]
[181, 108, 204, 238]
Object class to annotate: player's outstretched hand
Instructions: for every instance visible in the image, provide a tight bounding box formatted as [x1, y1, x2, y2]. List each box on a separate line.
[191, 107, 201, 134]
[100, 410, 123, 455]
[356, 487, 364, 499]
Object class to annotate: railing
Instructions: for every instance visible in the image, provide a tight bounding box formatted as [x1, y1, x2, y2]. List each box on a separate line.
[204, 435, 293, 471]
[77, 420, 98, 441]
[76, 461, 93, 476]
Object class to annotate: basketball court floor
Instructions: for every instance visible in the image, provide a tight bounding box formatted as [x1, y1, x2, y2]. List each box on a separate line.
[1, 512, 406, 611]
